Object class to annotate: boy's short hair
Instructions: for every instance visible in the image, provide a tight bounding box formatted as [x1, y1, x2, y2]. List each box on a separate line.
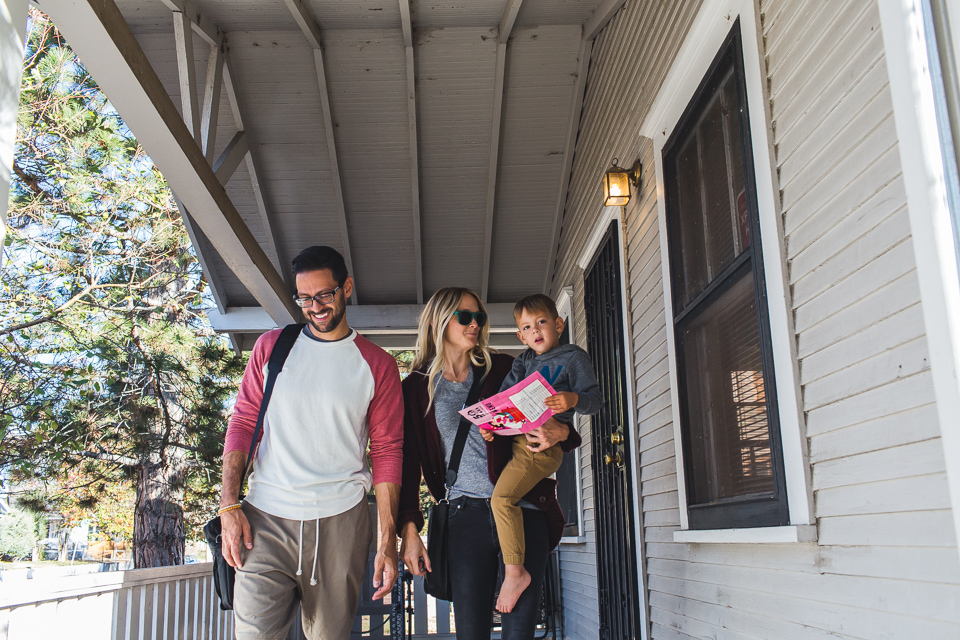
[513, 294, 560, 325]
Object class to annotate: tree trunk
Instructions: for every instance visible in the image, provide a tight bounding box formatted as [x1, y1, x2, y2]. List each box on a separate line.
[133, 460, 186, 568]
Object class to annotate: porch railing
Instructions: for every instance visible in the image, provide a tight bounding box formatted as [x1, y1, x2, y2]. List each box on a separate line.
[0, 562, 232, 640]
[0, 557, 558, 640]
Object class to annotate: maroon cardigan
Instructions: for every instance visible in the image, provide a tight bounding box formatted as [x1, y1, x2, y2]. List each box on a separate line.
[398, 353, 582, 550]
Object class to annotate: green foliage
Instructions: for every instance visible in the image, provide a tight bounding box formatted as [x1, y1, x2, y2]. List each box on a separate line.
[0, 511, 38, 561]
[1, 11, 246, 557]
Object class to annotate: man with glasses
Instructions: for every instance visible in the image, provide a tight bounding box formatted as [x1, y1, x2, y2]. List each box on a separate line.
[218, 245, 403, 640]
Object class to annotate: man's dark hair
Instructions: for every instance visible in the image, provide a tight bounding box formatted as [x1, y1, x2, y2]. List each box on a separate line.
[291, 246, 348, 284]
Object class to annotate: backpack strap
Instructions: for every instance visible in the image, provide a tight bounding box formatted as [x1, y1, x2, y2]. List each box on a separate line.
[238, 323, 305, 498]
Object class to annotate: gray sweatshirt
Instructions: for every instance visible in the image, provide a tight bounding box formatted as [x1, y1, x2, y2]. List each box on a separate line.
[499, 343, 603, 425]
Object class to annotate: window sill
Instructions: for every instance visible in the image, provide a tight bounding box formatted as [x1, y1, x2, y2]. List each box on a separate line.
[673, 525, 817, 544]
[559, 536, 587, 546]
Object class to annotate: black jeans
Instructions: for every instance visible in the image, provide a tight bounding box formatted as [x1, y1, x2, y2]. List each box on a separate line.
[447, 496, 549, 640]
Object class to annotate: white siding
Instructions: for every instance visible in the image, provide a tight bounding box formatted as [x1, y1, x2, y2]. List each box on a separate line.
[552, 0, 960, 638]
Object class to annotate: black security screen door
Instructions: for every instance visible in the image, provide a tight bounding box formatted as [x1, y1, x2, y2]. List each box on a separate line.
[585, 221, 641, 640]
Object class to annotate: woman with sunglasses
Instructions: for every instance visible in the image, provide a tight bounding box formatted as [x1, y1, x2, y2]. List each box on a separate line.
[397, 287, 580, 639]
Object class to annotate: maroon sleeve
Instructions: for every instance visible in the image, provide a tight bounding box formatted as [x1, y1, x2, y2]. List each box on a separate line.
[355, 335, 404, 486]
[224, 329, 282, 456]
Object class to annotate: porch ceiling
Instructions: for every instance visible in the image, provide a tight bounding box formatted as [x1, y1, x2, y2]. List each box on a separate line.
[39, 0, 622, 345]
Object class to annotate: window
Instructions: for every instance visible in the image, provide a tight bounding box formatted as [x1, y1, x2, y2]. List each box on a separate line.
[662, 22, 788, 529]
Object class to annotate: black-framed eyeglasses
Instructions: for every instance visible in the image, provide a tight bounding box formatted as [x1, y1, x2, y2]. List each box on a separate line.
[451, 310, 487, 327]
[293, 286, 341, 308]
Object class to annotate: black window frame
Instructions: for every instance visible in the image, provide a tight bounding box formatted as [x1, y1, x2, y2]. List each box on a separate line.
[662, 21, 789, 530]
[554, 310, 582, 540]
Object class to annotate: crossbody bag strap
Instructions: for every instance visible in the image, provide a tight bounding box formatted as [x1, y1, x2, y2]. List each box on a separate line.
[238, 323, 305, 499]
[444, 368, 486, 489]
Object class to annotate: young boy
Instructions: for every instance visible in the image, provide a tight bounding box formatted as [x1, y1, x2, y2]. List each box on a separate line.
[481, 293, 602, 613]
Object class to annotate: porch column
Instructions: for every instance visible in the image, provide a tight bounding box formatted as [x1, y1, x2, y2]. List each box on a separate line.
[0, 0, 27, 270]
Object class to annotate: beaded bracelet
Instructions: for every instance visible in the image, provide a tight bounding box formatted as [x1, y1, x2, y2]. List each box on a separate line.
[218, 503, 242, 515]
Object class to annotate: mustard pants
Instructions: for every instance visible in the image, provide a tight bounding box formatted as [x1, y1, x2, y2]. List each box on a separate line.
[491, 435, 563, 565]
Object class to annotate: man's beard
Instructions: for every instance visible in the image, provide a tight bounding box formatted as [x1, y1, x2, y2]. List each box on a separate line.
[307, 303, 346, 335]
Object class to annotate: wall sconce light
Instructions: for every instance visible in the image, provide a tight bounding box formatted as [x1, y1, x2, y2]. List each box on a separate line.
[602, 158, 642, 206]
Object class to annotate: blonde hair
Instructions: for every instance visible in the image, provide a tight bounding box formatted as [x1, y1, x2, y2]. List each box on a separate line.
[412, 287, 493, 411]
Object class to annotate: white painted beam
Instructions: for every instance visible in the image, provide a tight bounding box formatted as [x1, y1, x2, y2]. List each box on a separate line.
[498, 0, 523, 44]
[200, 37, 224, 164]
[173, 196, 228, 313]
[212, 130, 248, 186]
[481, 0, 522, 302]
[157, 0, 217, 46]
[173, 11, 201, 146]
[583, 0, 626, 41]
[543, 37, 592, 294]
[1, 0, 28, 269]
[208, 303, 520, 334]
[398, 0, 412, 47]
[283, 0, 358, 304]
[399, 0, 423, 302]
[41, 0, 298, 325]
[222, 53, 285, 279]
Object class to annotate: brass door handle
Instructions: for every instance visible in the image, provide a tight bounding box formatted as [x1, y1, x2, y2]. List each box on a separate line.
[610, 432, 623, 445]
[604, 452, 623, 466]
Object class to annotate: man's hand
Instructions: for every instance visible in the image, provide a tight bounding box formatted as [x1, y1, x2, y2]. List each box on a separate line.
[525, 417, 571, 452]
[399, 521, 432, 577]
[371, 482, 401, 600]
[372, 537, 398, 600]
[480, 428, 495, 442]
[544, 392, 578, 413]
[221, 508, 253, 568]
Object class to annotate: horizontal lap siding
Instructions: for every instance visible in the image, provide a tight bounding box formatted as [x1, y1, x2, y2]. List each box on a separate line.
[550, 1, 703, 638]
[552, 0, 960, 638]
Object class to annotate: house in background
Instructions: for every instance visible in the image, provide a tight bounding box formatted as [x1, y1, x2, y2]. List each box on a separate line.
[1, 0, 959, 638]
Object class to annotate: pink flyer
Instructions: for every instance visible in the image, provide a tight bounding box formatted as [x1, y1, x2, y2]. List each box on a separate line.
[458, 371, 558, 436]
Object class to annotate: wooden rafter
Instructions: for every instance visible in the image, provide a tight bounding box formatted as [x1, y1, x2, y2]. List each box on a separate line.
[399, 0, 423, 303]
[174, 197, 228, 313]
[480, 0, 523, 302]
[200, 36, 224, 163]
[41, 0, 298, 324]
[212, 130, 248, 185]
[223, 55, 287, 281]
[172, 11, 201, 145]
[283, 0, 358, 304]
[158, 0, 218, 45]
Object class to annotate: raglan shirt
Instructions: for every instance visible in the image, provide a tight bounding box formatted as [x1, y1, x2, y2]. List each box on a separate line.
[224, 327, 403, 521]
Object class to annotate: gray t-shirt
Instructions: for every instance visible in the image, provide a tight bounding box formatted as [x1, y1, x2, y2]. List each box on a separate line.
[434, 369, 496, 501]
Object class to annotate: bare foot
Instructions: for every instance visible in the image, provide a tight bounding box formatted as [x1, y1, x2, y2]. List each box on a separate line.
[496, 565, 531, 614]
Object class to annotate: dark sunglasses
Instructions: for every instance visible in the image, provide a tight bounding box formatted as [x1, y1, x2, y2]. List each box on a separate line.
[451, 310, 488, 327]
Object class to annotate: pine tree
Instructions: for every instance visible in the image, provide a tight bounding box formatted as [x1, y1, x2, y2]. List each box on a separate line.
[1, 10, 245, 568]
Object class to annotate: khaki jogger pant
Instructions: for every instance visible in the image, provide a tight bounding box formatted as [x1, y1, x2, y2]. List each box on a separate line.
[491, 435, 563, 565]
[234, 498, 372, 640]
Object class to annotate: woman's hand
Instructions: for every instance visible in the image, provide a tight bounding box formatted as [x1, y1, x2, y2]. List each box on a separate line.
[399, 521, 432, 577]
[525, 417, 570, 452]
[480, 428, 495, 442]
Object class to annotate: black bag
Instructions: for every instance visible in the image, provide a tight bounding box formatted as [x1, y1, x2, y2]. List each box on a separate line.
[204, 323, 303, 611]
[423, 370, 485, 602]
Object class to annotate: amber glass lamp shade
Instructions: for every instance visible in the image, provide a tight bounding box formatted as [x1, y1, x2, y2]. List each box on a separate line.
[603, 159, 633, 207]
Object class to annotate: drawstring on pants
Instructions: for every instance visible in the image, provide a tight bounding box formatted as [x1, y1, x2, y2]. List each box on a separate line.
[296, 520, 304, 576]
[295, 518, 321, 585]
[310, 521, 319, 585]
